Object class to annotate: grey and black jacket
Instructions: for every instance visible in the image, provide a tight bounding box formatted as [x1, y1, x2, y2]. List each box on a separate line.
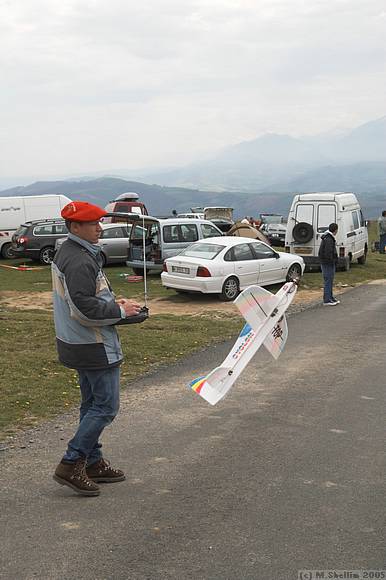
[318, 231, 338, 265]
[51, 233, 125, 370]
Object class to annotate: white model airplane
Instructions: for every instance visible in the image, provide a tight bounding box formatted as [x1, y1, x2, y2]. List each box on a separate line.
[188, 280, 298, 405]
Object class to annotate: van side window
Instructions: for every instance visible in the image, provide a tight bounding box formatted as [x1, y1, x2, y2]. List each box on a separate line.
[180, 224, 198, 242]
[359, 210, 365, 227]
[295, 204, 313, 224]
[351, 211, 359, 229]
[163, 225, 180, 243]
[317, 204, 336, 232]
[201, 224, 220, 238]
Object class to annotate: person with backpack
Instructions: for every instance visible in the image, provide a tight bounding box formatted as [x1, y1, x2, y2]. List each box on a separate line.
[318, 222, 340, 306]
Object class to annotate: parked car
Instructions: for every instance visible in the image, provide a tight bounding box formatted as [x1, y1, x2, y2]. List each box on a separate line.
[204, 207, 234, 232]
[285, 192, 368, 271]
[127, 216, 223, 274]
[103, 192, 148, 223]
[0, 194, 71, 259]
[177, 213, 205, 219]
[266, 223, 287, 246]
[11, 218, 69, 264]
[260, 213, 284, 226]
[55, 223, 135, 266]
[161, 236, 305, 301]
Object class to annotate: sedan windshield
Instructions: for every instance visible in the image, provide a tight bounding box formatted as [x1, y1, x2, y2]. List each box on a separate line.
[179, 242, 225, 260]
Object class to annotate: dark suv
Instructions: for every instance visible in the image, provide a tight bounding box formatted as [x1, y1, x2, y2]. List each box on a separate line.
[11, 219, 68, 264]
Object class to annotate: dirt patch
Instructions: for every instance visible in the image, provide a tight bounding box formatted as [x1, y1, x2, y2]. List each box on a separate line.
[0, 287, 327, 315]
[0, 291, 53, 311]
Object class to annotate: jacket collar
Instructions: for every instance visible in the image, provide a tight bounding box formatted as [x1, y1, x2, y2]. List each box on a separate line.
[68, 233, 101, 257]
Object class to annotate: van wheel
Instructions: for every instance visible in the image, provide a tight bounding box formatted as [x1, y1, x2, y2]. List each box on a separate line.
[39, 246, 55, 265]
[286, 263, 302, 282]
[357, 248, 367, 265]
[1, 243, 15, 259]
[220, 276, 239, 301]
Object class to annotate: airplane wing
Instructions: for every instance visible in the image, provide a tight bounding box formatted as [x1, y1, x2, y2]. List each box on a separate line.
[234, 284, 289, 359]
[234, 285, 277, 331]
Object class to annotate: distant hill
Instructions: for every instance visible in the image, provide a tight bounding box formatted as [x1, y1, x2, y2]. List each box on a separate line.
[140, 117, 386, 195]
[1, 117, 385, 220]
[0, 177, 283, 218]
[0, 177, 383, 219]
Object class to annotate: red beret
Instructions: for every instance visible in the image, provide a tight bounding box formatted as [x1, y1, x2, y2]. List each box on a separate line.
[61, 201, 107, 222]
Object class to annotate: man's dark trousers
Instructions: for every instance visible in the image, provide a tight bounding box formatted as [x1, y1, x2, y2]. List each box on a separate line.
[321, 263, 335, 303]
[379, 233, 386, 254]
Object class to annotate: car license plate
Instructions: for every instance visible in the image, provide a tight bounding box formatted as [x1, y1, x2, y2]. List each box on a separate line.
[293, 247, 312, 254]
[172, 266, 190, 274]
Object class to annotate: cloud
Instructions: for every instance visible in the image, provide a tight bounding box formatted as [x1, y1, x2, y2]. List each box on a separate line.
[0, 0, 385, 177]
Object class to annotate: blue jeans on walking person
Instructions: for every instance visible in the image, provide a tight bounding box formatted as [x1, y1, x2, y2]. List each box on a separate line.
[63, 367, 120, 465]
[321, 263, 335, 303]
[379, 233, 386, 254]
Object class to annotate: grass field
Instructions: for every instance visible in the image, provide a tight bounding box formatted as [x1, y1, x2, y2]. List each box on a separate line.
[0, 221, 384, 439]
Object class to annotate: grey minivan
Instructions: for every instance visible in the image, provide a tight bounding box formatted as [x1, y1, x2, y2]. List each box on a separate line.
[126, 217, 222, 274]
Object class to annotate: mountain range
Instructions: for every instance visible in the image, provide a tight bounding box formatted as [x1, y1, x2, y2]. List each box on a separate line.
[0, 116, 385, 218]
[137, 116, 386, 193]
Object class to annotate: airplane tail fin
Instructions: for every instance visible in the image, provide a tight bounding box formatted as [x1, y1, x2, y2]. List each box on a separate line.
[189, 366, 233, 405]
[263, 315, 288, 359]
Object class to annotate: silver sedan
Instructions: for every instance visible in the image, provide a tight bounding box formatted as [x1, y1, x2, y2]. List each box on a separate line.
[55, 223, 134, 266]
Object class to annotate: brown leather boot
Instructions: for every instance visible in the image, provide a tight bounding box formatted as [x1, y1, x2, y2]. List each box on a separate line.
[53, 458, 100, 496]
[86, 458, 125, 483]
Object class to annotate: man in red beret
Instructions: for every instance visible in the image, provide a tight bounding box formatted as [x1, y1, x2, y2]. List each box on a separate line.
[52, 201, 141, 496]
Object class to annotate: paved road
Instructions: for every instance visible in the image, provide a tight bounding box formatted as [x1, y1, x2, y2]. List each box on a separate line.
[1, 282, 385, 580]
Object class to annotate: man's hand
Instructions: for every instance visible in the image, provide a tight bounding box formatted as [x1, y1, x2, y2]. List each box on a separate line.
[116, 298, 142, 317]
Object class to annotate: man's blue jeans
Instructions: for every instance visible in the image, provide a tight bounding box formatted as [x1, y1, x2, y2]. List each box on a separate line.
[63, 367, 120, 465]
[321, 263, 335, 303]
[379, 233, 386, 254]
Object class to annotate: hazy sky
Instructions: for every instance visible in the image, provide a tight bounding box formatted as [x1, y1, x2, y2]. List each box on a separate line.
[1, 0, 386, 180]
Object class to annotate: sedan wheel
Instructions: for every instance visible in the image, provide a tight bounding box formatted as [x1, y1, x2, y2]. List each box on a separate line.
[286, 263, 302, 282]
[39, 246, 55, 265]
[1, 243, 15, 259]
[220, 276, 239, 301]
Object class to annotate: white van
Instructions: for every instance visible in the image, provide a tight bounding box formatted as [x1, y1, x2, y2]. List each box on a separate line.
[0, 194, 71, 258]
[126, 216, 222, 274]
[285, 192, 368, 271]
